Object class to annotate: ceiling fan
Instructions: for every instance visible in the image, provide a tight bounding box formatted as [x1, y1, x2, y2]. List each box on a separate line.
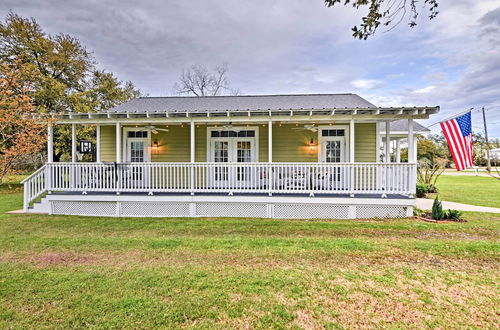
[143, 125, 169, 134]
[221, 123, 243, 132]
[292, 124, 318, 132]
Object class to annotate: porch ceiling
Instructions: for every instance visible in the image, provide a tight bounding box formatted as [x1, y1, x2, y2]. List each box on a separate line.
[42, 106, 439, 125]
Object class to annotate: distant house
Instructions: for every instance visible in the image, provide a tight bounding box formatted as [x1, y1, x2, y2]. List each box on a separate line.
[380, 120, 430, 162]
[23, 94, 439, 219]
[491, 147, 500, 163]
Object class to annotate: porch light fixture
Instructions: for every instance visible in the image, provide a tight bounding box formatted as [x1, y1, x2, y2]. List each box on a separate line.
[79, 140, 93, 154]
[309, 138, 316, 151]
[152, 140, 158, 150]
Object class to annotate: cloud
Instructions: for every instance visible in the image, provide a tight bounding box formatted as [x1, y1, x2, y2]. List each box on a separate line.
[351, 79, 384, 89]
[1, 0, 499, 137]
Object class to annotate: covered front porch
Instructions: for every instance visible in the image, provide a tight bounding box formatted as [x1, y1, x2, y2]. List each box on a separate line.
[23, 96, 438, 218]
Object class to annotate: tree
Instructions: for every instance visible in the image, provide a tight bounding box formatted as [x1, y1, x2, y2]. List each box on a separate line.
[173, 63, 239, 96]
[0, 61, 49, 183]
[324, 0, 439, 39]
[0, 13, 141, 161]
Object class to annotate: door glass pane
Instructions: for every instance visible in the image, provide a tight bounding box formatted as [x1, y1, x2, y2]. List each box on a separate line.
[237, 141, 251, 181]
[325, 141, 341, 163]
[214, 141, 228, 180]
[130, 141, 145, 162]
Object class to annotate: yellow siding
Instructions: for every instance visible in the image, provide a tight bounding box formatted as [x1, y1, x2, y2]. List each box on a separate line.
[98, 123, 377, 163]
[100, 125, 116, 161]
[272, 124, 317, 162]
[355, 123, 376, 162]
[151, 126, 190, 162]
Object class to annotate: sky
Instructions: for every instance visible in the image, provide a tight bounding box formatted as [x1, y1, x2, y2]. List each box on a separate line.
[1, 0, 500, 138]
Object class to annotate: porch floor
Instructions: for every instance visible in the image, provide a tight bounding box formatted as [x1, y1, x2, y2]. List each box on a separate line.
[50, 191, 413, 200]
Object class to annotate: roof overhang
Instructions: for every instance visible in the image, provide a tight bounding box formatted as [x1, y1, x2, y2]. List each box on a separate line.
[37, 106, 440, 125]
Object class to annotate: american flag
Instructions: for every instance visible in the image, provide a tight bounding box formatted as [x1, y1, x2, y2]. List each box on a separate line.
[440, 111, 473, 171]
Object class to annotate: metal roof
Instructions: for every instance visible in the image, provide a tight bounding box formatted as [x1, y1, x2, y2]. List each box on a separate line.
[106, 94, 376, 113]
[380, 120, 430, 133]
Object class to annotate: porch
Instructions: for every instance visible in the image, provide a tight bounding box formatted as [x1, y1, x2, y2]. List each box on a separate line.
[24, 94, 438, 219]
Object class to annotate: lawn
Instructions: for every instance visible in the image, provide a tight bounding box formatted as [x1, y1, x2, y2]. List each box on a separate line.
[0, 183, 499, 328]
[433, 175, 500, 208]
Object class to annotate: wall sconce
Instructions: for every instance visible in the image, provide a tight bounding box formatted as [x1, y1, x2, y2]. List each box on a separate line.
[152, 140, 159, 151]
[309, 138, 316, 151]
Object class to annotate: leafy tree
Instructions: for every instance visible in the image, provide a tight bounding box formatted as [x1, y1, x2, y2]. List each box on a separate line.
[0, 61, 49, 183]
[0, 13, 141, 161]
[324, 0, 439, 39]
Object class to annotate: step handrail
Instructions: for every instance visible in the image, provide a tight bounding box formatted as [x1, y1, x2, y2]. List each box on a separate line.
[22, 164, 47, 211]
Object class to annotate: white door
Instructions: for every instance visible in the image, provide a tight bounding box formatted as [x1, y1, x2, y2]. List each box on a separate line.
[319, 129, 347, 187]
[126, 135, 150, 188]
[209, 131, 256, 188]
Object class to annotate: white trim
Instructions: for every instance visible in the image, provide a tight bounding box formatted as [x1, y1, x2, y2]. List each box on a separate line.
[47, 125, 54, 163]
[71, 124, 77, 163]
[122, 127, 152, 162]
[375, 121, 381, 163]
[408, 119, 414, 163]
[349, 120, 355, 163]
[385, 121, 391, 163]
[96, 125, 101, 162]
[317, 125, 350, 162]
[268, 121, 272, 163]
[206, 126, 259, 162]
[115, 122, 121, 162]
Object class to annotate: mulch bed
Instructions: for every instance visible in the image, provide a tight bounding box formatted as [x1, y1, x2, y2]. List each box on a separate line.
[413, 215, 467, 223]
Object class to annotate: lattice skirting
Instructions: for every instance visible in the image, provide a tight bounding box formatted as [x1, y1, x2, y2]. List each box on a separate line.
[48, 200, 412, 219]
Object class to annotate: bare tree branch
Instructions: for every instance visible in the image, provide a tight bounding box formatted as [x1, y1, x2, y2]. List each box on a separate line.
[173, 63, 233, 96]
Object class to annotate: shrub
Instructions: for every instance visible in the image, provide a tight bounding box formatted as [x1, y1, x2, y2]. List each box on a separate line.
[416, 183, 430, 198]
[431, 196, 444, 220]
[445, 209, 463, 220]
[413, 207, 425, 217]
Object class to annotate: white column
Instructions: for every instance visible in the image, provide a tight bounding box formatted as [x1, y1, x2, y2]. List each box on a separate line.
[349, 119, 355, 162]
[47, 124, 54, 163]
[407, 119, 414, 163]
[385, 121, 391, 163]
[96, 125, 101, 162]
[71, 124, 77, 163]
[375, 122, 381, 162]
[115, 122, 121, 162]
[190, 121, 195, 163]
[268, 120, 272, 162]
[395, 138, 401, 163]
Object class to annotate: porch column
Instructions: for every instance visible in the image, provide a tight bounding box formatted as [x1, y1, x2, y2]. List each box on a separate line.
[115, 122, 121, 162]
[268, 120, 272, 162]
[385, 121, 391, 163]
[407, 119, 414, 163]
[47, 124, 54, 163]
[395, 138, 401, 163]
[190, 122, 195, 195]
[349, 119, 355, 162]
[71, 124, 77, 163]
[375, 122, 381, 163]
[268, 120, 273, 196]
[96, 125, 101, 162]
[190, 121, 195, 163]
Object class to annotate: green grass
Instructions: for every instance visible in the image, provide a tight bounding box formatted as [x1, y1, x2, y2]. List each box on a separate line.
[433, 175, 500, 207]
[0, 183, 499, 328]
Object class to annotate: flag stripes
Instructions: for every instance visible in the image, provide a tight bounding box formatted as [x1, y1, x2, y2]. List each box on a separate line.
[440, 112, 473, 171]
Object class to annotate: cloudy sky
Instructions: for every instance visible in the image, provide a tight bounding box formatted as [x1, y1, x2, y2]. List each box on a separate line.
[2, 0, 500, 137]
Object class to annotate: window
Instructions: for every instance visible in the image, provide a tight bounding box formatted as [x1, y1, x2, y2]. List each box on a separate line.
[321, 129, 345, 137]
[128, 131, 148, 138]
[211, 130, 255, 138]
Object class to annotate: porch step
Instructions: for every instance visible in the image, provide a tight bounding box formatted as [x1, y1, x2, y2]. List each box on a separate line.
[28, 197, 51, 214]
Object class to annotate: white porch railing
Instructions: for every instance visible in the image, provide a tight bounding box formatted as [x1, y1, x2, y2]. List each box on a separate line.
[22, 162, 417, 210]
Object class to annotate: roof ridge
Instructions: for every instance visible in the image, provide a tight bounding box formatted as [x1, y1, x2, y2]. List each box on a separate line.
[138, 93, 356, 99]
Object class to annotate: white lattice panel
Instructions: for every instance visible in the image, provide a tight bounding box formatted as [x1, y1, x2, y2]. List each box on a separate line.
[120, 202, 190, 217]
[51, 201, 116, 216]
[355, 205, 408, 219]
[195, 202, 267, 218]
[273, 204, 350, 219]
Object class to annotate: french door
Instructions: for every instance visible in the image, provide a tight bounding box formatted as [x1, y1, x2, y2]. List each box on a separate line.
[210, 138, 255, 188]
[126, 137, 150, 187]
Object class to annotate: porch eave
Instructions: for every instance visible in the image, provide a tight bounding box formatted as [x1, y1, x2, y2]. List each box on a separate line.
[37, 106, 439, 125]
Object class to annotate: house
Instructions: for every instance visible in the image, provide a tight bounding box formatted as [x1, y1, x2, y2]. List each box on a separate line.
[380, 120, 430, 162]
[22, 94, 439, 219]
